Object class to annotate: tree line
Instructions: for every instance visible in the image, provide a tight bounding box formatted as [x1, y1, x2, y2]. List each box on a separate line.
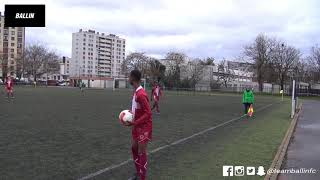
[1, 43, 60, 81]
[123, 33, 320, 92]
[2, 34, 319, 92]
[244, 33, 320, 91]
[122, 51, 218, 89]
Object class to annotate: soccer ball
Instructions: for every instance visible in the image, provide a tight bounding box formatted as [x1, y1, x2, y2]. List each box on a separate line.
[119, 110, 134, 125]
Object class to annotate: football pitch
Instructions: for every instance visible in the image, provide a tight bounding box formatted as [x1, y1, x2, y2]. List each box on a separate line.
[0, 87, 292, 180]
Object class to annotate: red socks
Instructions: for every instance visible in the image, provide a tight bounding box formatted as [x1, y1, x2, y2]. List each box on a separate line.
[131, 146, 139, 173]
[132, 147, 148, 180]
[138, 152, 147, 180]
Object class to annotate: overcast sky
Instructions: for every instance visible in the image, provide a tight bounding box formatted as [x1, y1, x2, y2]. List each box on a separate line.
[1, 0, 319, 59]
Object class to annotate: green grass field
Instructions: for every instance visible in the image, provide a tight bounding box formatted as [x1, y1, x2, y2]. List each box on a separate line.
[0, 87, 291, 180]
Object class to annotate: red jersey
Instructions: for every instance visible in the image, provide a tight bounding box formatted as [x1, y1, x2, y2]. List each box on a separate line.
[132, 86, 152, 127]
[131, 86, 152, 143]
[5, 80, 13, 89]
[151, 85, 162, 101]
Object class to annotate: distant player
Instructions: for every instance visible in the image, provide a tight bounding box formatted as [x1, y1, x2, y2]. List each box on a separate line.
[79, 81, 85, 94]
[242, 87, 254, 116]
[5, 76, 14, 99]
[125, 70, 152, 180]
[151, 81, 162, 114]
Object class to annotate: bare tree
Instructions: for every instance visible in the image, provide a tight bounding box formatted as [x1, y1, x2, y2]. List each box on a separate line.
[122, 52, 150, 78]
[270, 42, 300, 89]
[23, 43, 60, 81]
[293, 60, 310, 83]
[244, 34, 274, 92]
[217, 59, 234, 88]
[147, 58, 166, 82]
[163, 52, 186, 88]
[0, 50, 4, 79]
[307, 45, 320, 83]
[182, 59, 205, 88]
[200, 57, 215, 66]
[0, 49, 10, 79]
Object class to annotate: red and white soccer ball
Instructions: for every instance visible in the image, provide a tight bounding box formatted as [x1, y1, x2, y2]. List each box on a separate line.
[119, 110, 134, 125]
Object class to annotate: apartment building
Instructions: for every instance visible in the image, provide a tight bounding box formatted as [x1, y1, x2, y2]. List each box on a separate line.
[60, 56, 70, 76]
[0, 12, 25, 78]
[70, 29, 126, 78]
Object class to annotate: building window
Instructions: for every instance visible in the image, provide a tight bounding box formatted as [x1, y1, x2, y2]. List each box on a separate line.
[83, 34, 86, 37]
[83, 43, 86, 45]
[11, 37, 15, 41]
[11, 49, 14, 53]
[4, 36, 8, 41]
[11, 43, 15, 47]
[83, 38, 86, 41]
[11, 31, 15, 35]
[18, 27, 23, 31]
[18, 38, 22, 43]
[11, 54, 14, 58]
[83, 56, 85, 59]
[83, 47, 85, 50]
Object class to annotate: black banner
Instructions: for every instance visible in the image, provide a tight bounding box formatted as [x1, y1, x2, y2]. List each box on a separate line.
[4, 4, 45, 27]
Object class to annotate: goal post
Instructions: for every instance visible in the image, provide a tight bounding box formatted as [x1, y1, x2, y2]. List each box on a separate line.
[113, 77, 146, 91]
[291, 80, 296, 118]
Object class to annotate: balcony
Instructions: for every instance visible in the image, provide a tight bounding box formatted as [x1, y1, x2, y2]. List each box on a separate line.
[98, 60, 111, 64]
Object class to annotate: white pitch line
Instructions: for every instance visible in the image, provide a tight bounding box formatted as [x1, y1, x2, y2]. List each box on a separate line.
[78, 103, 273, 180]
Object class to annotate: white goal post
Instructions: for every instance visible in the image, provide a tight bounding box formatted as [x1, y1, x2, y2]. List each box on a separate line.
[113, 77, 146, 91]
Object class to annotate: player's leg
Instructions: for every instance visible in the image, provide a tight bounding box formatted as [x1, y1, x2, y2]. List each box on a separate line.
[244, 103, 248, 115]
[131, 139, 140, 176]
[151, 102, 156, 110]
[155, 101, 160, 114]
[6, 89, 10, 99]
[137, 142, 148, 180]
[10, 89, 14, 98]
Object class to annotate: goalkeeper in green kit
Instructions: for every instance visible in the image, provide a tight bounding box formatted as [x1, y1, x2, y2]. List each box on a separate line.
[242, 87, 254, 116]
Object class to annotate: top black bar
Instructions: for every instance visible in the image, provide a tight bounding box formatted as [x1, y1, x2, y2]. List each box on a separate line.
[4, 4, 45, 27]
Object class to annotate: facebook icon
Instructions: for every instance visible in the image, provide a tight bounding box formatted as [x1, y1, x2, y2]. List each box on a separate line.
[223, 166, 234, 176]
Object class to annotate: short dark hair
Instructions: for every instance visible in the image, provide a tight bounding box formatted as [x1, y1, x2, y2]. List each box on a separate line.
[130, 70, 141, 82]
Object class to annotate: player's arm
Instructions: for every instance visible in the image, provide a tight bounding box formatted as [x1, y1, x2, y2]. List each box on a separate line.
[132, 95, 152, 126]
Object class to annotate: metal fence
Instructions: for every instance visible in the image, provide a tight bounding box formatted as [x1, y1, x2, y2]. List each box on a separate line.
[162, 86, 320, 97]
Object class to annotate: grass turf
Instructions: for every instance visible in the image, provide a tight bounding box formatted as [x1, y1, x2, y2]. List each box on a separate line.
[0, 86, 290, 180]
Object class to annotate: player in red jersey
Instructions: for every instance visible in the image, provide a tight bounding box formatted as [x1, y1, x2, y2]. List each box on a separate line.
[151, 81, 162, 114]
[125, 70, 152, 180]
[5, 76, 14, 99]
